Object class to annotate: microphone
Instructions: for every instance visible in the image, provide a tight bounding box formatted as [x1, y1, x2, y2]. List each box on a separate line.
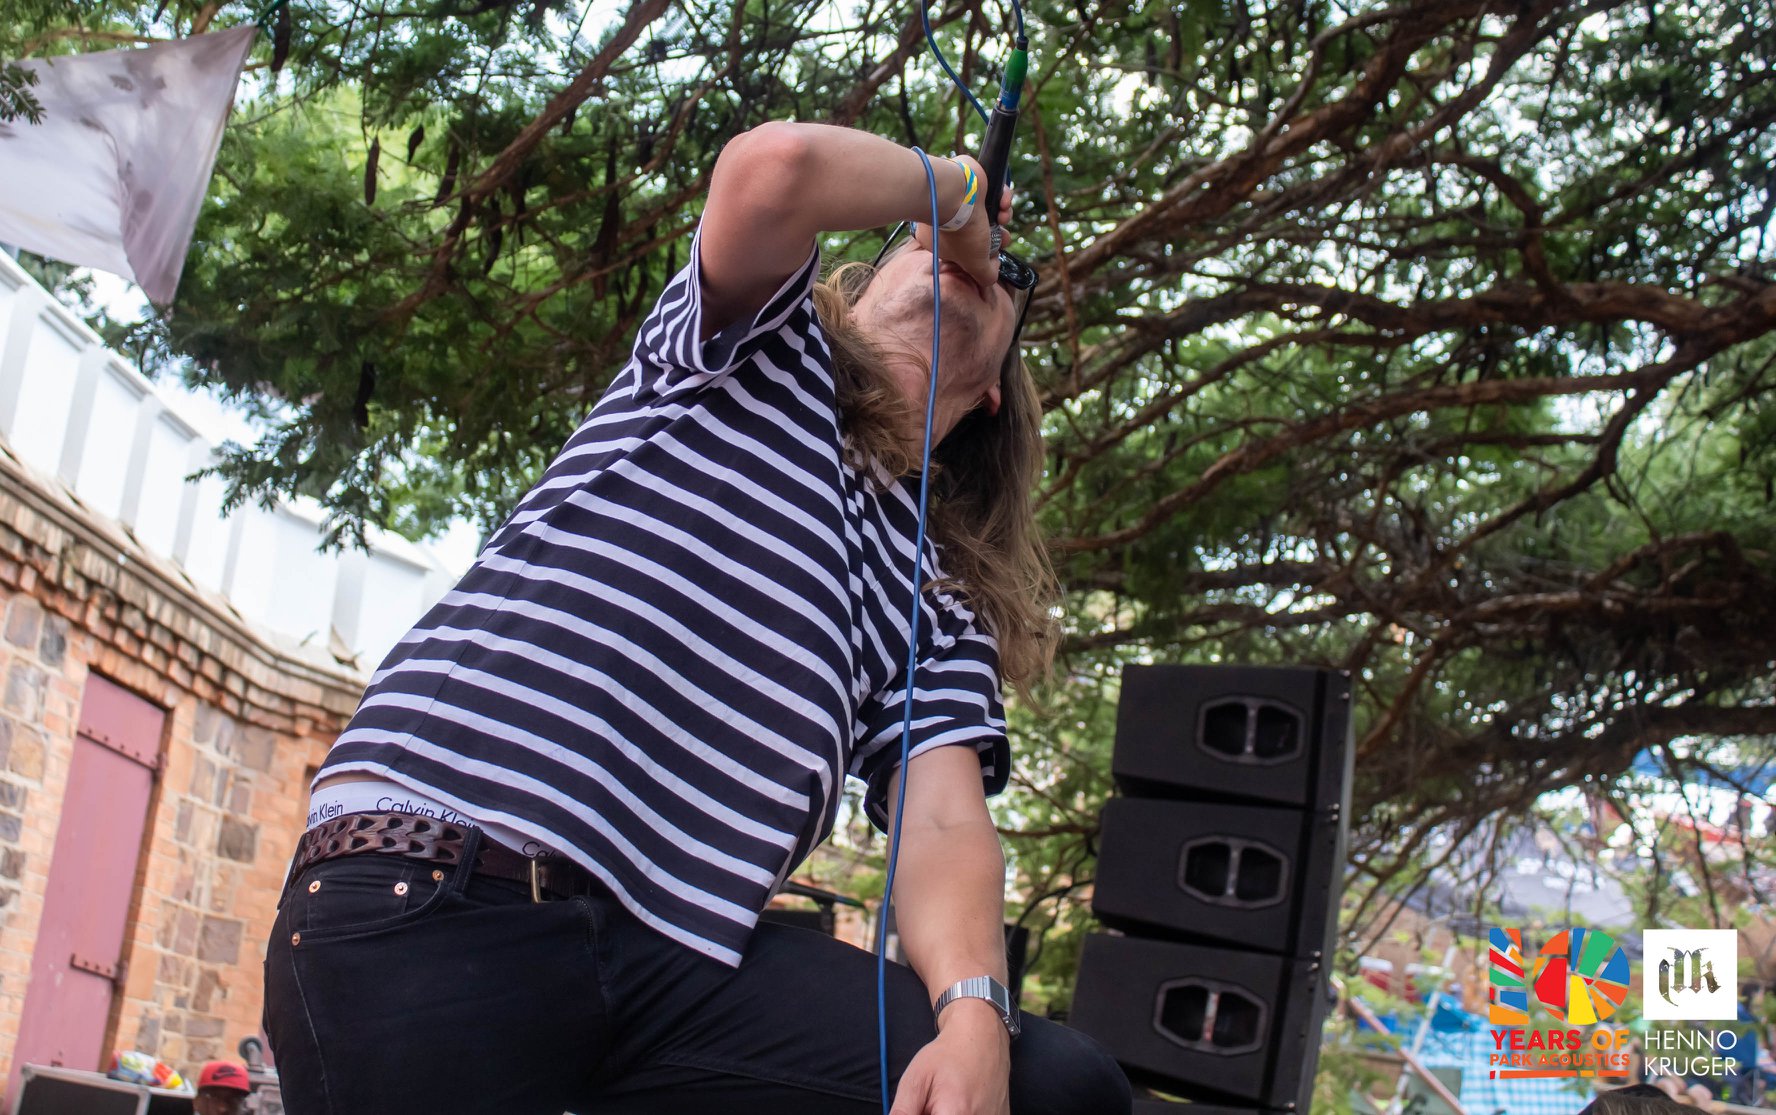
[977, 42, 1028, 255]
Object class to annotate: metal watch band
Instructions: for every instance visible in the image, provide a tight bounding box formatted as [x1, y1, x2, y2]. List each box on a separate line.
[933, 975, 1021, 1039]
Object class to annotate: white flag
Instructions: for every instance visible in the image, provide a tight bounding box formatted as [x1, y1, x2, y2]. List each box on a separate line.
[0, 25, 255, 305]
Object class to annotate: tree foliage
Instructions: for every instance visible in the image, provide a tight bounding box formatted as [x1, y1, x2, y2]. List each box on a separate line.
[8, 0, 1776, 952]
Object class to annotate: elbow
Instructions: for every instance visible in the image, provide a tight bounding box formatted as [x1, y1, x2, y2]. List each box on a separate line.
[907, 809, 1003, 858]
[727, 121, 812, 173]
[713, 122, 810, 220]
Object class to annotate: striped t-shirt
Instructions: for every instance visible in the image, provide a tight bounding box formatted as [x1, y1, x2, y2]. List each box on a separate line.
[319, 230, 1010, 965]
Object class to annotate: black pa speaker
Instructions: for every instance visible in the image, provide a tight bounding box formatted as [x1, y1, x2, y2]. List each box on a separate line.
[1112, 665, 1351, 810]
[1092, 797, 1343, 958]
[1074, 664, 1352, 1113]
[13, 1070, 165, 1115]
[1071, 934, 1330, 1112]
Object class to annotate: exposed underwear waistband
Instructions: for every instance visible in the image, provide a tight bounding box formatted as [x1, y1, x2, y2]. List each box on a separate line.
[305, 778, 558, 859]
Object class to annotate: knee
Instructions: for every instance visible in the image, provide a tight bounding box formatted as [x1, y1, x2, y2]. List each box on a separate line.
[1011, 1018, 1132, 1115]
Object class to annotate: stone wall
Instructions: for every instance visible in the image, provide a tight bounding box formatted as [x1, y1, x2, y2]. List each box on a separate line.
[0, 446, 362, 1089]
[0, 591, 83, 1067]
[117, 701, 328, 1067]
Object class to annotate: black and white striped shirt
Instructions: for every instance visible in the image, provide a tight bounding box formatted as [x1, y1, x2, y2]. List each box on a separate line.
[320, 231, 1009, 965]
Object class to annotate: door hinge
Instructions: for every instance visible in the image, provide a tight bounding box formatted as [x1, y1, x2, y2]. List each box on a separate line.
[69, 953, 123, 983]
[77, 726, 160, 771]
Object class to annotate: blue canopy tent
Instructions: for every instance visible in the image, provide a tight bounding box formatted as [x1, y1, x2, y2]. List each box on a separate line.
[1627, 750, 1776, 798]
[1357, 996, 1599, 1115]
[1414, 1005, 1596, 1115]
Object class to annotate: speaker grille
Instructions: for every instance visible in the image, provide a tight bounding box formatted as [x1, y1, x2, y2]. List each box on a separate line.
[1154, 978, 1269, 1055]
[1180, 837, 1289, 908]
[1200, 698, 1304, 764]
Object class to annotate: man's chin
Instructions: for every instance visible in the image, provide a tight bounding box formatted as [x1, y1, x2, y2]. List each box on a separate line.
[865, 287, 987, 361]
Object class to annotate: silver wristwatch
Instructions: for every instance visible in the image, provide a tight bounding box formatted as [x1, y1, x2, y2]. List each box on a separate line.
[933, 976, 1021, 1039]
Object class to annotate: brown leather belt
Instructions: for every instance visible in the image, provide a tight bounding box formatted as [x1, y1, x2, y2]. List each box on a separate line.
[287, 812, 599, 902]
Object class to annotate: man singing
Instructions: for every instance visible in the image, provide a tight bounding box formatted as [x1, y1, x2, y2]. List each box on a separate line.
[262, 121, 1132, 1115]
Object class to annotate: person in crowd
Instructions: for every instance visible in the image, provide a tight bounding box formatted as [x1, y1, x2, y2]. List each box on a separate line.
[192, 1060, 251, 1115]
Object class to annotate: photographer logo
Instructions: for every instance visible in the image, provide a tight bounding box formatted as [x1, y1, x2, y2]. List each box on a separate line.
[1641, 929, 1737, 1021]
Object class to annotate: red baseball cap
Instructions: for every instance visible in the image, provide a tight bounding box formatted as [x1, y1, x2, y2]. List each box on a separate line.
[197, 1060, 251, 1093]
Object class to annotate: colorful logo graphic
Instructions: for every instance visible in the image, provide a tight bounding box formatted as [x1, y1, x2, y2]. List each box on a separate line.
[1535, 928, 1631, 1024]
[1489, 927, 1533, 1025]
[1488, 927, 1632, 1079]
[1642, 929, 1738, 1021]
[1489, 927, 1630, 1025]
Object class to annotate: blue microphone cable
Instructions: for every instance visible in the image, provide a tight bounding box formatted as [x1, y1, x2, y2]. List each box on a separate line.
[876, 145, 945, 1115]
[921, 5, 989, 125]
[876, 3, 1028, 1108]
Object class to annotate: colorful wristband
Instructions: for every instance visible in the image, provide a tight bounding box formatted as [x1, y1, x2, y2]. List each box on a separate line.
[937, 160, 980, 232]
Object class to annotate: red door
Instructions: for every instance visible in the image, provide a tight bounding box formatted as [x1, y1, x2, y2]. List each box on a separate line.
[10, 675, 163, 1093]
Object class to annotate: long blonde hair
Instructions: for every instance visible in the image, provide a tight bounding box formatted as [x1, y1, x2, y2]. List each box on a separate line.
[812, 259, 1060, 704]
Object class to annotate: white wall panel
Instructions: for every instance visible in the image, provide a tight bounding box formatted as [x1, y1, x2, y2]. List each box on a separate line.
[71, 362, 147, 519]
[0, 250, 463, 665]
[178, 468, 234, 592]
[8, 313, 82, 476]
[260, 505, 340, 646]
[350, 550, 437, 670]
[132, 415, 200, 555]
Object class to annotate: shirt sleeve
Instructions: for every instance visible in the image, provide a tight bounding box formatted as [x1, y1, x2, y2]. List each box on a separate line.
[628, 223, 822, 403]
[850, 618, 1010, 833]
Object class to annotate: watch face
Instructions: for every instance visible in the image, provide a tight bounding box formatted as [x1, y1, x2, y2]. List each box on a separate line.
[982, 980, 1019, 1039]
[987, 984, 1019, 1037]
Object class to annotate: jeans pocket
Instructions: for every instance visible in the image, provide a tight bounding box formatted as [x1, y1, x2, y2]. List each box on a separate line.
[286, 856, 455, 944]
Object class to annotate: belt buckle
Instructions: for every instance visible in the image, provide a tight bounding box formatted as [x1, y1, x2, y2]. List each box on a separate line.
[529, 857, 543, 903]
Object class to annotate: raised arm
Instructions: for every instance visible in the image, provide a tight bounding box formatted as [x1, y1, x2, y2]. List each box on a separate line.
[698, 122, 996, 341]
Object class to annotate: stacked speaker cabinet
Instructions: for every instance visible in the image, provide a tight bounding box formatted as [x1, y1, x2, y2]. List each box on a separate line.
[1070, 666, 1353, 1114]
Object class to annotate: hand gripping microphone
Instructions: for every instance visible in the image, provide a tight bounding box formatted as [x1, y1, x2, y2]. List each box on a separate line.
[978, 41, 1028, 255]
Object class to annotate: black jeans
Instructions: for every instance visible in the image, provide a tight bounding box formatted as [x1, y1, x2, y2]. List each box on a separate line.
[262, 837, 1132, 1115]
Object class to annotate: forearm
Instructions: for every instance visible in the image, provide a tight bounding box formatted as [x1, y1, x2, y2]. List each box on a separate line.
[880, 747, 1014, 1115]
[698, 121, 983, 339]
[893, 811, 1009, 1019]
[724, 121, 972, 238]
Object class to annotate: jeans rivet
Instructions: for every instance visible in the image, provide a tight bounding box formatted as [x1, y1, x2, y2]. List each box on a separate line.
[291, 932, 300, 946]
[394, 881, 409, 896]
[307, 879, 321, 893]
[431, 870, 445, 882]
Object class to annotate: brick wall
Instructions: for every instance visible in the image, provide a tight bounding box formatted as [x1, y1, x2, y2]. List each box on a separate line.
[0, 592, 81, 1075]
[0, 448, 362, 1090]
[115, 700, 329, 1067]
